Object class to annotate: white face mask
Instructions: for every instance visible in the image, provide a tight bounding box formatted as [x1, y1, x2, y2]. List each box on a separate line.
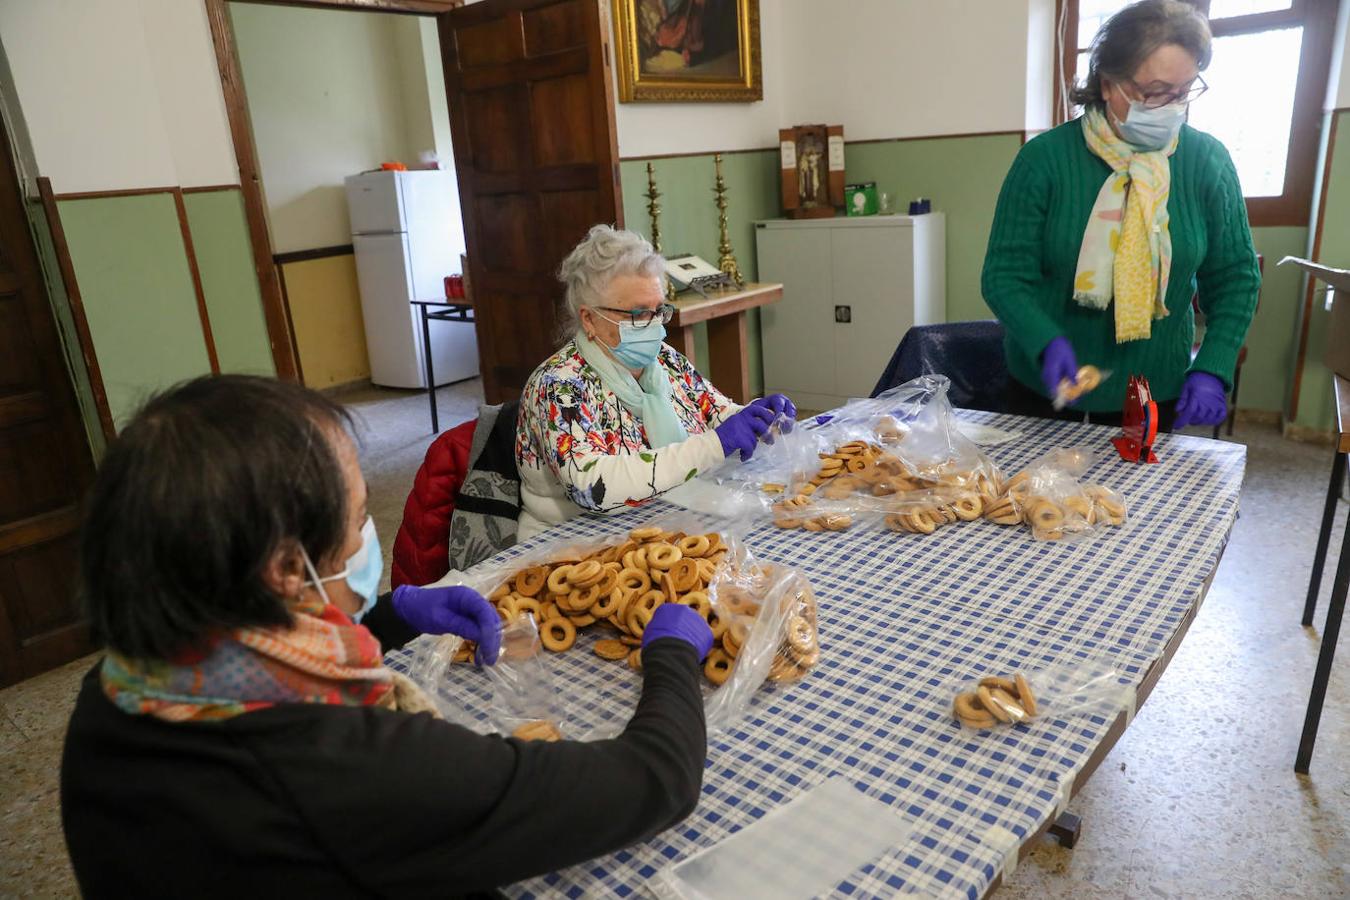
[1112, 98, 1187, 151]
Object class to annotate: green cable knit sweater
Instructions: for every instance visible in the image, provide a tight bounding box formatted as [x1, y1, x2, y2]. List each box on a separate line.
[981, 117, 1260, 412]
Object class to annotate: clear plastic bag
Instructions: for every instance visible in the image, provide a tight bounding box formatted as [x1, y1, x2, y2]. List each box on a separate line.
[948, 658, 1128, 732]
[485, 615, 567, 740]
[403, 511, 822, 739]
[996, 447, 1129, 542]
[738, 377, 1006, 537]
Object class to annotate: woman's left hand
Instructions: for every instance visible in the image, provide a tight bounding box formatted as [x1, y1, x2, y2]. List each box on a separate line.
[391, 585, 502, 664]
[1173, 371, 1228, 430]
[749, 394, 797, 434]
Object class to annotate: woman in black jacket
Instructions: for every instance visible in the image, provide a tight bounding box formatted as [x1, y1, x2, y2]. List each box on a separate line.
[61, 375, 714, 898]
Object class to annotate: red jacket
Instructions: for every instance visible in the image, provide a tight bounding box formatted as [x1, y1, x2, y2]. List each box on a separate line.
[391, 420, 476, 589]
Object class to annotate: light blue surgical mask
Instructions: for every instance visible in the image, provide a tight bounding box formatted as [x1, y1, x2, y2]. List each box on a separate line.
[595, 313, 666, 370]
[1113, 99, 1186, 151]
[301, 516, 383, 623]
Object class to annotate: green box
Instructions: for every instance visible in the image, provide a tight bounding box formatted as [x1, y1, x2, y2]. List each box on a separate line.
[845, 182, 878, 216]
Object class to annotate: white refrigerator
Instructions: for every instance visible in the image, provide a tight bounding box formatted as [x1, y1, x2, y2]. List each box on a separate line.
[344, 170, 479, 389]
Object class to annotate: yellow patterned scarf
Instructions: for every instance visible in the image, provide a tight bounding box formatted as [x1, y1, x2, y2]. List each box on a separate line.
[1073, 108, 1178, 342]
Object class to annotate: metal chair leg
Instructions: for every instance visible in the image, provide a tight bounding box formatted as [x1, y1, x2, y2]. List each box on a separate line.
[1225, 362, 1242, 437]
[1304, 451, 1347, 626]
[1296, 505, 1350, 773]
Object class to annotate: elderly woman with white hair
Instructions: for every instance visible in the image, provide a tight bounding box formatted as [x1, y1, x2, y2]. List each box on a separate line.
[516, 225, 795, 539]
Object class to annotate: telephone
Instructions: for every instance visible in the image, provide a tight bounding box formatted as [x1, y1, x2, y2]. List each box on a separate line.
[663, 254, 733, 295]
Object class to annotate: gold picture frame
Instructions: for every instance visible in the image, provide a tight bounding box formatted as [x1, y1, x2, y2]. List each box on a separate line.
[613, 0, 762, 103]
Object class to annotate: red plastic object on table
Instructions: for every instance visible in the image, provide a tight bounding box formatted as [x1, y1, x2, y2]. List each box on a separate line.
[444, 274, 464, 300]
[1112, 374, 1160, 463]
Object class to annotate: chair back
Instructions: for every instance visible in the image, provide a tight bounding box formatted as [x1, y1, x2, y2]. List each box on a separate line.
[871, 321, 1009, 412]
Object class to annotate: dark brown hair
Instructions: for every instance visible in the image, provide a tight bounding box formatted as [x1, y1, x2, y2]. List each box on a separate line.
[1070, 0, 1212, 109]
[80, 375, 355, 660]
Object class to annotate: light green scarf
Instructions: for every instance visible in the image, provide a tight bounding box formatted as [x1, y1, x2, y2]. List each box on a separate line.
[575, 331, 689, 449]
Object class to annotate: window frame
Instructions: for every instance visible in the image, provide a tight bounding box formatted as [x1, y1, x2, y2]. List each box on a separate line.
[1053, 0, 1340, 226]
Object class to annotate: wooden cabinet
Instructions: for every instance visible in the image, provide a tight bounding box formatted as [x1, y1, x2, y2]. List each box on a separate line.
[755, 214, 945, 410]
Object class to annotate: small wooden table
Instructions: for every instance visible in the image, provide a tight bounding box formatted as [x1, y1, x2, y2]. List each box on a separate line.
[1297, 373, 1350, 772]
[667, 282, 783, 405]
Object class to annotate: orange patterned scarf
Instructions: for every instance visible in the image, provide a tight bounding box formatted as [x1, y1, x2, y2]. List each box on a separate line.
[101, 595, 395, 722]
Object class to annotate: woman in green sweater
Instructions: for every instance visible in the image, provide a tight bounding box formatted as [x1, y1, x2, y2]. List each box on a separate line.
[982, 0, 1259, 430]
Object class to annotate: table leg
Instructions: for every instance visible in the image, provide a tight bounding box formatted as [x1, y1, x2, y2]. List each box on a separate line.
[669, 323, 698, 367]
[1048, 811, 1082, 849]
[1295, 507, 1350, 773]
[421, 306, 439, 434]
[1303, 450, 1346, 625]
[706, 310, 750, 405]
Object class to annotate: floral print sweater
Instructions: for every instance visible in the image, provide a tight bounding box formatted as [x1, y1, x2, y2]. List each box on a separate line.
[515, 339, 738, 539]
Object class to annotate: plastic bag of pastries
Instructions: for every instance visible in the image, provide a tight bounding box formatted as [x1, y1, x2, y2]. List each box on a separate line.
[402, 512, 822, 739]
[949, 657, 1127, 731]
[987, 446, 1128, 542]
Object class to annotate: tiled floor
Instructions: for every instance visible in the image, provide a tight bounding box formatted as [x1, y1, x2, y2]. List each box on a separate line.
[2, 382, 1347, 898]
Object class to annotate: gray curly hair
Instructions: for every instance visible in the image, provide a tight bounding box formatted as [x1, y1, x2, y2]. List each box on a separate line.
[556, 224, 665, 339]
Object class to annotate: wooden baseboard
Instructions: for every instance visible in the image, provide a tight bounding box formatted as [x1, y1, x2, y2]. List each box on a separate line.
[1280, 417, 1335, 445]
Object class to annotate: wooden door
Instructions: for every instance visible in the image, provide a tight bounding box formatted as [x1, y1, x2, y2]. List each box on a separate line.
[439, 0, 623, 403]
[0, 129, 97, 687]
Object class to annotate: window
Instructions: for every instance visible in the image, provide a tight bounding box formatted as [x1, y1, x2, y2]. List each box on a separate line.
[1055, 0, 1339, 225]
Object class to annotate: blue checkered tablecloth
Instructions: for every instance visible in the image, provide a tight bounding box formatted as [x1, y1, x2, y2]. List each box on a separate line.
[385, 411, 1246, 899]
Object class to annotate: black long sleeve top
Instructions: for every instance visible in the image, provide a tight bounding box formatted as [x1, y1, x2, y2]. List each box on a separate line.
[60, 603, 707, 898]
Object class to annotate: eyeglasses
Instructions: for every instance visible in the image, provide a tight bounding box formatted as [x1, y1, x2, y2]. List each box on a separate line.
[1125, 74, 1208, 109]
[593, 303, 677, 328]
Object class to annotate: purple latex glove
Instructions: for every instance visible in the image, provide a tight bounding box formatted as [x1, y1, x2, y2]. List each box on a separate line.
[391, 584, 502, 665]
[1040, 336, 1079, 400]
[715, 403, 776, 461]
[748, 394, 797, 436]
[641, 603, 714, 661]
[1172, 371, 1228, 430]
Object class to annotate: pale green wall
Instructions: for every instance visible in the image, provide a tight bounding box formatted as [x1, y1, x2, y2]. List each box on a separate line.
[1243, 226, 1308, 413]
[182, 189, 276, 377]
[26, 198, 107, 458]
[1291, 108, 1350, 430]
[231, 3, 448, 252]
[843, 133, 1025, 323]
[57, 194, 213, 428]
[620, 150, 780, 396]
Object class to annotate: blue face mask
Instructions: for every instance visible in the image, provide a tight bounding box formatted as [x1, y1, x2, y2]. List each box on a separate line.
[1114, 99, 1186, 151]
[596, 314, 666, 370]
[301, 516, 383, 623]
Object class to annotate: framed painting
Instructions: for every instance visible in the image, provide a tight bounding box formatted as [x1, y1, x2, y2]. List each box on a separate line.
[613, 0, 762, 102]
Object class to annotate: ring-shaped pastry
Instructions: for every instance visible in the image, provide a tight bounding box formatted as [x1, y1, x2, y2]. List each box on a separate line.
[513, 567, 547, 597]
[617, 567, 651, 594]
[566, 560, 604, 589]
[539, 617, 576, 652]
[952, 495, 983, 521]
[785, 614, 817, 659]
[629, 525, 664, 542]
[590, 587, 622, 619]
[677, 534, 711, 558]
[545, 565, 573, 595]
[668, 558, 700, 593]
[1027, 498, 1065, 531]
[594, 565, 620, 597]
[646, 543, 683, 571]
[704, 648, 734, 685]
[680, 590, 712, 619]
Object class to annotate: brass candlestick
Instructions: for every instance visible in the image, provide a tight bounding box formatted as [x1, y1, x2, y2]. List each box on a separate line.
[645, 162, 663, 253]
[646, 161, 677, 301]
[713, 153, 744, 287]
